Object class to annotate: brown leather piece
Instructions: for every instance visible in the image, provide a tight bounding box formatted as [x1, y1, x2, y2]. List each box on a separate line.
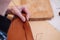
[7, 14, 34, 40]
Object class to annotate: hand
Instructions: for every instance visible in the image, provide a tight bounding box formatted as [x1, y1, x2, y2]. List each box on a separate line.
[8, 6, 30, 22]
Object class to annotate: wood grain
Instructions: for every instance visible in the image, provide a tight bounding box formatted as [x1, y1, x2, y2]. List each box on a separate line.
[21, 0, 54, 19]
[9, 0, 53, 20]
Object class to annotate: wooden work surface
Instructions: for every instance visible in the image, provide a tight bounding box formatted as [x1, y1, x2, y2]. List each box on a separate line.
[9, 0, 53, 21]
[29, 21, 60, 40]
[21, 0, 53, 19]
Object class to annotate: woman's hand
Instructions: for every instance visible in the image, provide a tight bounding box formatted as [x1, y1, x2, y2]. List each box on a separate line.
[8, 6, 30, 22]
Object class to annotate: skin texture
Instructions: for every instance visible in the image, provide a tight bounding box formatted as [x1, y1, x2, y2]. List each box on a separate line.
[9, 6, 30, 22]
[0, 0, 30, 22]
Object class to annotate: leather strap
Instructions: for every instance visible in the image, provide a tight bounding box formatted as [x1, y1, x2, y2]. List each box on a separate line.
[7, 12, 34, 40]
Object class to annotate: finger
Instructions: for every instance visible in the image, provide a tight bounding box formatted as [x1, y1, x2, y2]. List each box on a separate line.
[18, 13, 26, 22]
[9, 7, 26, 22]
[23, 7, 30, 21]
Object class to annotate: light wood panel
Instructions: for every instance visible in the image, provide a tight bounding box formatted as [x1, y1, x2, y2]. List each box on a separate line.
[29, 21, 60, 40]
[9, 0, 21, 7]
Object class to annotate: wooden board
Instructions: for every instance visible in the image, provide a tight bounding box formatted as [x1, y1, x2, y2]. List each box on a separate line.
[8, 0, 53, 21]
[21, 0, 54, 19]
[29, 21, 60, 40]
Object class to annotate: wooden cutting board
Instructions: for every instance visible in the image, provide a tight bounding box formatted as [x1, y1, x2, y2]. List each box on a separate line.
[21, 0, 54, 20]
[8, 0, 53, 21]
